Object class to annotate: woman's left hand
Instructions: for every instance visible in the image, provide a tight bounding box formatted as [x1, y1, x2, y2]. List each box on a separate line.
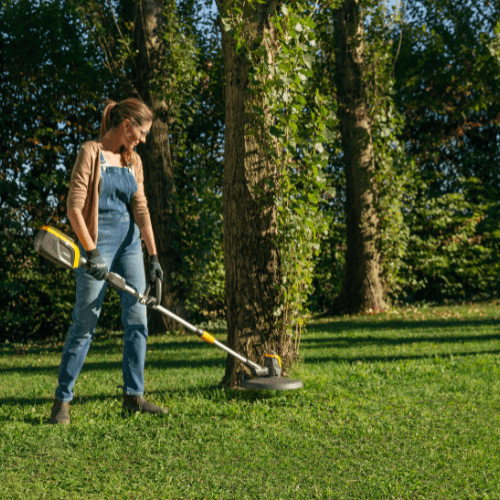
[148, 255, 164, 284]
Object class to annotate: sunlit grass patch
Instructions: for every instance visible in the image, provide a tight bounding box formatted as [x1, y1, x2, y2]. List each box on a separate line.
[1, 302, 499, 499]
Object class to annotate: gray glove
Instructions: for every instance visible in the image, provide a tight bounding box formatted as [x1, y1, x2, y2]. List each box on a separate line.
[149, 255, 164, 284]
[87, 249, 108, 281]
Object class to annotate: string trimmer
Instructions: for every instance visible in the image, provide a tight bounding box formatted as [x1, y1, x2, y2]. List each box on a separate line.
[34, 226, 304, 391]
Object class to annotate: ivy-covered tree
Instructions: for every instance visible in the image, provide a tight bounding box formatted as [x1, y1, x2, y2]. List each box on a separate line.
[216, 0, 334, 385]
[215, 0, 283, 386]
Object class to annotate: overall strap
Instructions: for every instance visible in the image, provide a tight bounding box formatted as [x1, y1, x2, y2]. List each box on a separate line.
[126, 162, 135, 177]
[99, 151, 107, 171]
[127, 154, 135, 178]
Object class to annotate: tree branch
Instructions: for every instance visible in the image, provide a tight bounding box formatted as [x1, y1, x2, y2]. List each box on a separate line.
[139, 0, 152, 71]
[391, 0, 406, 78]
[106, 0, 137, 71]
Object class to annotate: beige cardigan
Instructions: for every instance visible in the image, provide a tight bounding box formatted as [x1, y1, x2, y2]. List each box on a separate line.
[67, 141, 152, 245]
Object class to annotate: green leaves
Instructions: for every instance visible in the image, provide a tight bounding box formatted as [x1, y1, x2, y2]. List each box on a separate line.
[219, 0, 336, 344]
[269, 126, 283, 138]
[390, 0, 500, 302]
[0, 0, 126, 341]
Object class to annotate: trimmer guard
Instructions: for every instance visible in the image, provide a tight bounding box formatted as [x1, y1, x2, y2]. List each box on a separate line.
[239, 376, 304, 391]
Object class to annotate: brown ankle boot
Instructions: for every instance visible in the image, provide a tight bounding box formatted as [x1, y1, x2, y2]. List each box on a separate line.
[50, 399, 70, 424]
[122, 394, 168, 416]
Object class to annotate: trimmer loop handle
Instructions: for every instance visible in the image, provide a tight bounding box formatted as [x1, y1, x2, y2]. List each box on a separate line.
[140, 277, 162, 307]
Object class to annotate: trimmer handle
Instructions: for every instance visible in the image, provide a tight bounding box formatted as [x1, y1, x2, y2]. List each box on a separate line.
[141, 277, 162, 307]
[80, 254, 161, 306]
[79, 255, 90, 269]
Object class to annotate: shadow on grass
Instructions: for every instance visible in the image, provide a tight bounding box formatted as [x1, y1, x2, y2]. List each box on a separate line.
[302, 317, 500, 364]
[0, 383, 277, 426]
[0, 336, 215, 357]
[304, 348, 500, 366]
[306, 317, 499, 336]
[302, 332, 500, 348]
[0, 356, 225, 375]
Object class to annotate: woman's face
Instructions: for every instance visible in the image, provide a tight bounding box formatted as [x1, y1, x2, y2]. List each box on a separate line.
[124, 119, 152, 149]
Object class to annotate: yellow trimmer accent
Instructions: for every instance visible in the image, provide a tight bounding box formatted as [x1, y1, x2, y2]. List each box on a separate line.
[264, 353, 282, 368]
[34, 225, 81, 270]
[201, 332, 215, 344]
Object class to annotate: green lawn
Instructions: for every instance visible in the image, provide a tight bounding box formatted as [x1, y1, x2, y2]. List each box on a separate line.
[1, 303, 500, 499]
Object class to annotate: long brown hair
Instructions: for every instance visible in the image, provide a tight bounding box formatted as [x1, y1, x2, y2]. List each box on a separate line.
[100, 98, 154, 166]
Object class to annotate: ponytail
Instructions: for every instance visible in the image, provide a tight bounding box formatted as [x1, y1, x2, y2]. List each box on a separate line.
[99, 98, 154, 166]
[100, 101, 118, 140]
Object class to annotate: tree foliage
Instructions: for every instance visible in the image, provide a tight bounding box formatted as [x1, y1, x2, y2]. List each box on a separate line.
[0, 0, 225, 343]
[1, 0, 500, 345]
[0, 0, 123, 342]
[393, 0, 500, 302]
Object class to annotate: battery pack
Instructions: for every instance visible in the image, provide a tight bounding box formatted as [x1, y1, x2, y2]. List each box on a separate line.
[34, 226, 80, 270]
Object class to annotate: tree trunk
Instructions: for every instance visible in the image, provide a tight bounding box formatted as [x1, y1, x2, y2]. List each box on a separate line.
[333, 0, 385, 314]
[219, 0, 284, 387]
[129, 0, 184, 332]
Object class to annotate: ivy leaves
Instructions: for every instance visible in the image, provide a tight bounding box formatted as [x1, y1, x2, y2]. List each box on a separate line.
[221, 0, 338, 340]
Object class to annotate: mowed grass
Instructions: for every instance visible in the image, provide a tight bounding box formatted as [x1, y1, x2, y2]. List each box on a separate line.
[1, 302, 500, 499]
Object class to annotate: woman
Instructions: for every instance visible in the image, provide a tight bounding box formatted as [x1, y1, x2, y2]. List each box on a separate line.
[50, 98, 166, 424]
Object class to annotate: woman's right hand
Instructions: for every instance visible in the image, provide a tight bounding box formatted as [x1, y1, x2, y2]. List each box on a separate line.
[86, 249, 109, 281]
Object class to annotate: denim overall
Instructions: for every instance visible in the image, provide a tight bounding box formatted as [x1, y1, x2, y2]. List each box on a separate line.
[55, 152, 148, 402]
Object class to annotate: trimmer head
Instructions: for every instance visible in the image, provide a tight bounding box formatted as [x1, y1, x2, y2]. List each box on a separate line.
[239, 352, 304, 391]
[239, 375, 304, 391]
